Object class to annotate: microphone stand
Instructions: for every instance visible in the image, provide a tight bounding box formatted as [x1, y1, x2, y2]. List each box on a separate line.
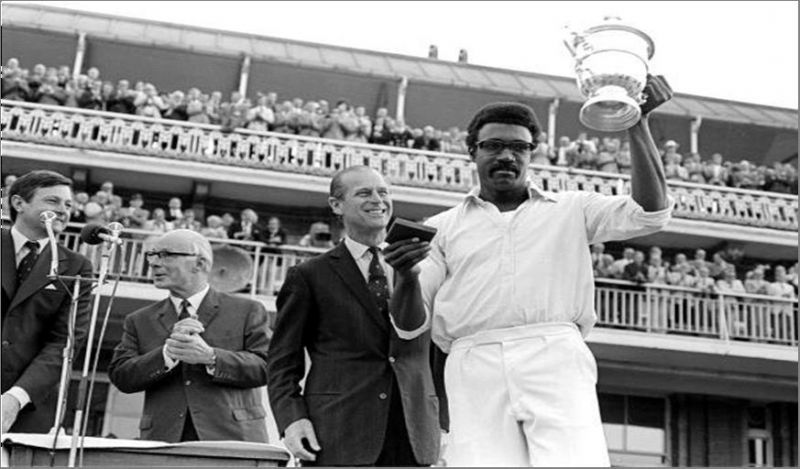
[68, 237, 120, 467]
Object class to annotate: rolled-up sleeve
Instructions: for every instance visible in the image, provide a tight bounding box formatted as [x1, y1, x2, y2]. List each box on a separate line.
[582, 192, 674, 245]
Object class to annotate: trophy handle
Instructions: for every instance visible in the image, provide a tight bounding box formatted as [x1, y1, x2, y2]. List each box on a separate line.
[563, 26, 580, 58]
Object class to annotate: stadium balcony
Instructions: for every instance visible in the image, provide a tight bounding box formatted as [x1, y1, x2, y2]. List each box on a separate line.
[3, 100, 797, 237]
[53, 223, 798, 349]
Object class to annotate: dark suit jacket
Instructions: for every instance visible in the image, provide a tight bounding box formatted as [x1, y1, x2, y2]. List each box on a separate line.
[108, 288, 272, 443]
[268, 243, 440, 466]
[227, 221, 267, 243]
[1, 228, 93, 433]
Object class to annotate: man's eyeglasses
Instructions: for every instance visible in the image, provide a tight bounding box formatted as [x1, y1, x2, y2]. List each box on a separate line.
[475, 139, 536, 155]
[144, 250, 198, 262]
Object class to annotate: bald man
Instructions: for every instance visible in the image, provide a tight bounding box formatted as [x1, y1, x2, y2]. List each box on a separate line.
[109, 230, 272, 442]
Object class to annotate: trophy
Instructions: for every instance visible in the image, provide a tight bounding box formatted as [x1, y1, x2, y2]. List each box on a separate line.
[564, 16, 655, 132]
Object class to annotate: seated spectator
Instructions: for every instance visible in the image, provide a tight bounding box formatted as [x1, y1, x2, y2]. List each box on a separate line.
[228, 208, 266, 242]
[412, 125, 441, 152]
[264, 216, 288, 247]
[609, 247, 635, 279]
[298, 221, 335, 249]
[143, 207, 174, 233]
[117, 193, 150, 229]
[715, 265, 745, 294]
[590, 243, 614, 278]
[623, 250, 649, 284]
[201, 215, 228, 239]
[165, 197, 183, 222]
[595, 138, 620, 173]
[744, 266, 770, 295]
[175, 208, 202, 231]
[703, 153, 729, 186]
[767, 265, 796, 299]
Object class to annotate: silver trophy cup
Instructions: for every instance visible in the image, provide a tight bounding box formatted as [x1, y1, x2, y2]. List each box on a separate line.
[564, 16, 655, 132]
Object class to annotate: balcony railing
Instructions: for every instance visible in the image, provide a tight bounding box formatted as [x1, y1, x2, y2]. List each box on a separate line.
[2, 100, 797, 231]
[57, 226, 797, 347]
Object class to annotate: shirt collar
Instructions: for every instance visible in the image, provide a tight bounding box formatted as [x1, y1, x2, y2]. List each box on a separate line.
[170, 284, 210, 316]
[11, 225, 48, 254]
[465, 178, 557, 207]
[343, 235, 386, 261]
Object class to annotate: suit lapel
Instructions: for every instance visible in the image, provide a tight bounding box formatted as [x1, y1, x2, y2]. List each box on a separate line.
[1, 229, 18, 302]
[196, 287, 221, 329]
[328, 243, 388, 331]
[8, 242, 68, 312]
[156, 298, 179, 335]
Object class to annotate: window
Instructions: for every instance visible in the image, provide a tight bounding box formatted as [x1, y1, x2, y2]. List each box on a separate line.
[599, 393, 669, 467]
[746, 405, 773, 467]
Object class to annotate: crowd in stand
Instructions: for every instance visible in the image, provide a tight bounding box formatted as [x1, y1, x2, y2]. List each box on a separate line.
[591, 243, 798, 299]
[2, 58, 797, 194]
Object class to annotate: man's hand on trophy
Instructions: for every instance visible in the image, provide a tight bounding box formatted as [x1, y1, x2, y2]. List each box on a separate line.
[640, 75, 673, 117]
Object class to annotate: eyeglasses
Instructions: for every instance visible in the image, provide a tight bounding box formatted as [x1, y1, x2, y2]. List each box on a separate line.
[144, 250, 198, 262]
[475, 139, 536, 155]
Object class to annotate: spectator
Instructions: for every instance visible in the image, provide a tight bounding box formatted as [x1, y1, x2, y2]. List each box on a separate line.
[83, 201, 107, 225]
[744, 266, 769, 295]
[664, 156, 689, 181]
[246, 94, 276, 132]
[165, 197, 183, 222]
[200, 215, 228, 239]
[70, 191, 89, 224]
[77, 79, 104, 110]
[661, 140, 682, 166]
[609, 247, 635, 279]
[412, 125, 441, 152]
[369, 107, 392, 145]
[707, 252, 730, 280]
[106, 80, 137, 114]
[616, 140, 633, 175]
[571, 132, 597, 170]
[716, 265, 745, 293]
[205, 91, 223, 125]
[134, 83, 167, 118]
[703, 153, 729, 186]
[666, 253, 693, 286]
[590, 243, 614, 278]
[272, 100, 297, 135]
[296, 101, 322, 137]
[595, 138, 620, 173]
[554, 136, 572, 167]
[117, 193, 149, 229]
[264, 216, 288, 247]
[162, 90, 188, 121]
[388, 118, 414, 148]
[647, 252, 668, 285]
[767, 265, 796, 299]
[623, 250, 649, 284]
[32, 76, 66, 106]
[1, 174, 18, 212]
[143, 207, 173, 233]
[693, 266, 716, 293]
[298, 221, 334, 249]
[689, 249, 708, 275]
[684, 153, 706, 183]
[351, 106, 372, 143]
[185, 88, 210, 124]
[228, 208, 266, 242]
[175, 208, 202, 232]
[530, 131, 552, 165]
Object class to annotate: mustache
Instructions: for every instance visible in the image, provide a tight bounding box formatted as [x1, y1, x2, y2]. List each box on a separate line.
[490, 161, 519, 175]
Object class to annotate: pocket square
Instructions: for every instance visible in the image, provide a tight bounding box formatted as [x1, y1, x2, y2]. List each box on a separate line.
[44, 283, 58, 290]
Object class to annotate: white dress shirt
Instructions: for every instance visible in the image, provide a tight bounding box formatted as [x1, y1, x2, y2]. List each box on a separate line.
[343, 236, 429, 340]
[418, 181, 674, 353]
[4, 227, 51, 409]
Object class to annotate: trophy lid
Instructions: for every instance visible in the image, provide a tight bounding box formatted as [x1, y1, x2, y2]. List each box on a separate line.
[584, 16, 655, 59]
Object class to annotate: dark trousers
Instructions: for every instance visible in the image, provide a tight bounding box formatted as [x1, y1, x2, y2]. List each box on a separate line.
[373, 378, 422, 467]
[180, 410, 199, 442]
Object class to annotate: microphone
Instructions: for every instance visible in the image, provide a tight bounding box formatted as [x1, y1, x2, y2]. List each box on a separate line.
[40, 211, 59, 278]
[79, 223, 123, 246]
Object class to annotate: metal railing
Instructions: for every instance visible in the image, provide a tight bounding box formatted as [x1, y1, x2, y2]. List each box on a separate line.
[57, 226, 797, 346]
[2, 100, 797, 231]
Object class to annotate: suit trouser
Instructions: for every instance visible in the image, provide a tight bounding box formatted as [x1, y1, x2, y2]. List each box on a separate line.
[442, 322, 610, 467]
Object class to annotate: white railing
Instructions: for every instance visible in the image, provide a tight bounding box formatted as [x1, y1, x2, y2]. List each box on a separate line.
[2, 100, 797, 231]
[595, 279, 797, 345]
[56, 225, 798, 346]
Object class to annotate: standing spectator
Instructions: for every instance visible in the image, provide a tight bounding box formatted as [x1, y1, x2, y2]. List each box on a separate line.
[162, 90, 188, 121]
[529, 131, 552, 165]
[693, 266, 716, 293]
[707, 252, 730, 280]
[118, 193, 150, 229]
[205, 91, 223, 125]
[623, 250, 649, 283]
[135, 83, 167, 118]
[553, 136, 572, 167]
[264, 216, 288, 247]
[616, 140, 633, 175]
[767, 266, 796, 299]
[70, 192, 89, 224]
[200, 215, 228, 239]
[106, 80, 137, 115]
[388, 118, 414, 148]
[165, 198, 183, 223]
[298, 221, 335, 249]
[186, 88, 210, 124]
[684, 153, 706, 183]
[352, 106, 372, 143]
[246, 94, 276, 132]
[661, 140, 682, 166]
[744, 266, 770, 295]
[272, 101, 297, 135]
[666, 253, 694, 286]
[369, 107, 392, 145]
[716, 265, 745, 293]
[77, 80, 104, 110]
[664, 156, 689, 181]
[689, 249, 708, 275]
[595, 138, 620, 173]
[703, 153, 729, 186]
[572, 132, 597, 170]
[296, 101, 322, 137]
[32, 76, 66, 106]
[590, 243, 614, 278]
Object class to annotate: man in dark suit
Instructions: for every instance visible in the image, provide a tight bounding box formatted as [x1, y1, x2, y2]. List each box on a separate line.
[268, 166, 439, 466]
[2, 170, 93, 433]
[108, 229, 272, 442]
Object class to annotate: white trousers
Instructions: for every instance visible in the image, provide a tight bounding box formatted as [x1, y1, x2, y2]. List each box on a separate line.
[442, 323, 610, 467]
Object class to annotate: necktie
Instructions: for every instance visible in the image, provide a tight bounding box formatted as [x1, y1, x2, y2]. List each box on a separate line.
[367, 247, 389, 315]
[178, 299, 191, 320]
[17, 240, 40, 284]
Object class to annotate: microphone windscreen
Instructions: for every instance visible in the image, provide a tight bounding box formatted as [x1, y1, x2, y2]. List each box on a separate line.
[80, 223, 111, 245]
